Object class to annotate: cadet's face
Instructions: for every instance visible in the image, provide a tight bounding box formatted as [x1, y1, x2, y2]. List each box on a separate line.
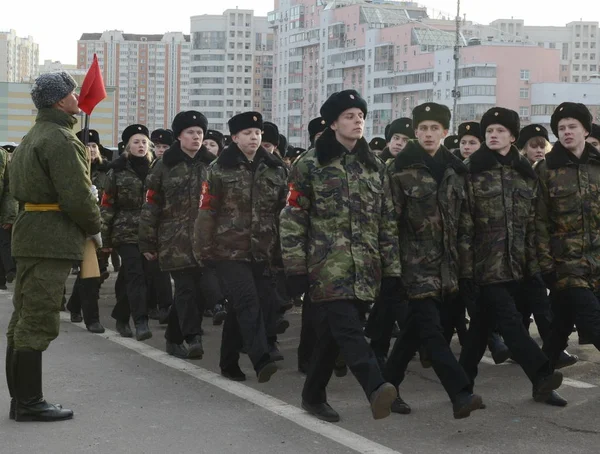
[485, 125, 514, 152]
[128, 134, 149, 157]
[154, 143, 169, 158]
[331, 108, 364, 141]
[558, 118, 587, 151]
[57, 91, 80, 116]
[459, 135, 480, 159]
[415, 121, 447, 153]
[262, 142, 276, 154]
[89, 142, 100, 161]
[524, 141, 546, 163]
[233, 128, 262, 155]
[586, 136, 600, 152]
[203, 139, 219, 156]
[388, 133, 410, 156]
[179, 127, 203, 153]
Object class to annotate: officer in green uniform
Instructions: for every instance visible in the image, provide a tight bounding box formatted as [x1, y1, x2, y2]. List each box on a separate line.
[6, 72, 101, 422]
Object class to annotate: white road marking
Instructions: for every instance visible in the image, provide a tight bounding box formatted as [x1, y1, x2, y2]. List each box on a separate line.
[60, 313, 401, 454]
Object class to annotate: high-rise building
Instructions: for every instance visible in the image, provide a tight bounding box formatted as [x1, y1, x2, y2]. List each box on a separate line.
[190, 9, 274, 132]
[0, 30, 39, 83]
[77, 31, 190, 145]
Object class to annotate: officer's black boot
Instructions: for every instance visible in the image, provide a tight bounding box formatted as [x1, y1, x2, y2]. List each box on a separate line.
[135, 319, 152, 342]
[6, 345, 14, 420]
[14, 350, 73, 422]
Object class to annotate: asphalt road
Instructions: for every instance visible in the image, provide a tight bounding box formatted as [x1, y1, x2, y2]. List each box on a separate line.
[1, 272, 600, 454]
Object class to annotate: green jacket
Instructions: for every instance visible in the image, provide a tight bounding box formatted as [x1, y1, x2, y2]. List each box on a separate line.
[139, 143, 215, 271]
[388, 142, 468, 300]
[91, 160, 111, 205]
[194, 144, 288, 266]
[101, 154, 147, 248]
[460, 145, 540, 285]
[0, 147, 18, 225]
[279, 128, 401, 303]
[535, 142, 600, 290]
[9, 108, 100, 260]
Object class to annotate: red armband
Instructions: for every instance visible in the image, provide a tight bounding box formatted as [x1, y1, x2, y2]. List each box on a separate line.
[146, 189, 158, 204]
[286, 183, 304, 209]
[100, 193, 113, 208]
[199, 181, 216, 210]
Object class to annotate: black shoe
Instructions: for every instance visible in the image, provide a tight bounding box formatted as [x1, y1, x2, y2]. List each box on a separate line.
[186, 336, 204, 359]
[5, 271, 15, 284]
[391, 395, 411, 414]
[269, 343, 284, 362]
[166, 342, 188, 359]
[257, 361, 278, 383]
[116, 321, 133, 338]
[221, 365, 247, 381]
[275, 317, 290, 335]
[70, 313, 83, 323]
[369, 383, 397, 420]
[534, 389, 568, 406]
[135, 320, 152, 341]
[203, 308, 214, 318]
[148, 308, 160, 320]
[452, 392, 483, 419]
[301, 401, 340, 422]
[158, 308, 170, 325]
[534, 371, 563, 396]
[212, 303, 227, 326]
[555, 350, 578, 369]
[419, 347, 432, 369]
[86, 322, 105, 334]
[13, 350, 73, 422]
[488, 332, 511, 365]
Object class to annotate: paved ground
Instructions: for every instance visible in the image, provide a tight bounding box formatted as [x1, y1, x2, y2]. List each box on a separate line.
[1, 272, 600, 454]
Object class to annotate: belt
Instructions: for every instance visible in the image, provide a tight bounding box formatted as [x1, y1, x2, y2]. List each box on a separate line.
[24, 203, 61, 212]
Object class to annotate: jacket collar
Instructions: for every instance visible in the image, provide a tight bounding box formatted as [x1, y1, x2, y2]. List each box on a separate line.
[468, 144, 536, 180]
[394, 141, 468, 175]
[109, 153, 131, 172]
[379, 146, 394, 162]
[36, 108, 78, 129]
[92, 159, 111, 173]
[314, 128, 379, 171]
[544, 141, 600, 169]
[216, 143, 284, 169]
[162, 141, 215, 168]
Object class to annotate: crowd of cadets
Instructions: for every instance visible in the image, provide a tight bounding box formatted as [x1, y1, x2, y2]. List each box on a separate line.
[4, 87, 600, 424]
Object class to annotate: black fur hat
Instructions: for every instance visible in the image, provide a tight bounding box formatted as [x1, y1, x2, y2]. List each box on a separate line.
[550, 102, 593, 137]
[122, 124, 149, 145]
[516, 124, 549, 149]
[386, 117, 415, 141]
[151, 129, 174, 146]
[228, 111, 263, 135]
[457, 121, 482, 141]
[444, 135, 459, 149]
[172, 111, 208, 139]
[262, 122, 280, 146]
[369, 137, 386, 151]
[320, 90, 367, 126]
[480, 107, 520, 140]
[308, 117, 327, 144]
[413, 103, 451, 129]
[76, 129, 101, 145]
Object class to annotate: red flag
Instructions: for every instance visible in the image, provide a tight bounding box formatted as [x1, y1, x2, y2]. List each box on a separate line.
[78, 54, 107, 115]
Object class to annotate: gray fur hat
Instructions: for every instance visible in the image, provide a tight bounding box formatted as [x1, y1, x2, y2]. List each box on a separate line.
[31, 72, 78, 109]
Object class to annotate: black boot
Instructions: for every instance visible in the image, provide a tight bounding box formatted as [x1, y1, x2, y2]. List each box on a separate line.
[301, 401, 340, 422]
[186, 335, 204, 359]
[212, 301, 227, 326]
[13, 350, 73, 422]
[555, 350, 578, 369]
[135, 319, 152, 341]
[6, 345, 14, 420]
[488, 332, 511, 364]
[116, 321, 133, 338]
[391, 395, 412, 414]
[158, 307, 170, 325]
[86, 322, 105, 334]
[452, 391, 483, 419]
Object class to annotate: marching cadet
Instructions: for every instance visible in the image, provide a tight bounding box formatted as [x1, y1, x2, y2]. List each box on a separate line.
[101, 124, 153, 341]
[536, 103, 600, 381]
[307, 117, 327, 149]
[379, 117, 414, 162]
[458, 107, 564, 407]
[456, 121, 481, 161]
[66, 129, 111, 333]
[284, 147, 304, 167]
[369, 137, 386, 155]
[518, 124, 550, 165]
[383, 102, 481, 419]
[140, 111, 221, 359]
[150, 128, 173, 159]
[194, 111, 285, 383]
[7, 72, 100, 421]
[280, 90, 400, 422]
[585, 123, 600, 151]
[203, 130, 225, 156]
[444, 134, 460, 152]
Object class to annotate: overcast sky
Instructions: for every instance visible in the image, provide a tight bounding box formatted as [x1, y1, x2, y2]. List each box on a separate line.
[3, 0, 599, 64]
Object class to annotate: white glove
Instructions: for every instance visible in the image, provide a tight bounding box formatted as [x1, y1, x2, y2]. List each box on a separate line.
[88, 232, 102, 249]
[90, 185, 99, 202]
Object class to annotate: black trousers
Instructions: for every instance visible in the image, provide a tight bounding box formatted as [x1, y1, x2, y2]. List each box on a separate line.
[367, 294, 409, 360]
[459, 282, 549, 390]
[145, 259, 173, 311]
[165, 267, 205, 344]
[384, 298, 470, 400]
[67, 275, 101, 325]
[302, 300, 385, 404]
[111, 244, 148, 324]
[297, 294, 316, 368]
[440, 294, 468, 346]
[0, 228, 15, 276]
[515, 278, 552, 343]
[200, 266, 226, 308]
[216, 261, 272, 371]
[544, 287, 600, 369]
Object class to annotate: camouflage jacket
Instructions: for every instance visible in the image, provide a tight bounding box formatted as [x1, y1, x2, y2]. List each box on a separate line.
[0, 147, 18, 225]
[389, 142, 468, 300]
[535, 142, 600, 290]
[101, 154, 148, 248]
[460, 145, 540, 285]
[10, 108, 100, 260]
[139, 143, 215, 271]
[279, 128, 401, 304]
[91, 160, 111, 205]
[194, 144, 288, 266]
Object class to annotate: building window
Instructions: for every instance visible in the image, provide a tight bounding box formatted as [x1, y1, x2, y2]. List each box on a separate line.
[520, 69, 530, 80]
[519, 107, 529, 118]
[575, 53, 580, 60]
[446, 71, 451, 81]
[519, 88, 529, 99]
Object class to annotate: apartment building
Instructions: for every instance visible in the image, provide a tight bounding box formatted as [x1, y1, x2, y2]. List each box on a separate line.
[0, 30, 39, 83]
[77, 31, 190, 145]
[189, 9, 274, 132]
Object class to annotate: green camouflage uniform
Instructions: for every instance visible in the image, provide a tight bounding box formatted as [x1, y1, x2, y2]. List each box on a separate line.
[0, 147, 18, 225]
[139, 143, 215, 271]
[194, 144, 288, 265]
[388, 142, 468, 300]
[7, 108, 100, 351]
[279, 129, 401, 303]
[534, 142, 600, 290]
[459, 145, 540, 284]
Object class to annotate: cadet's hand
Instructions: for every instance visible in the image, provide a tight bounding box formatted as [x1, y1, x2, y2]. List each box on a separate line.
[143, 252, 158, 261]
[88, 232, 102, 249]
[1, 224, 11, 230]
[286, 275, 309, 298]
